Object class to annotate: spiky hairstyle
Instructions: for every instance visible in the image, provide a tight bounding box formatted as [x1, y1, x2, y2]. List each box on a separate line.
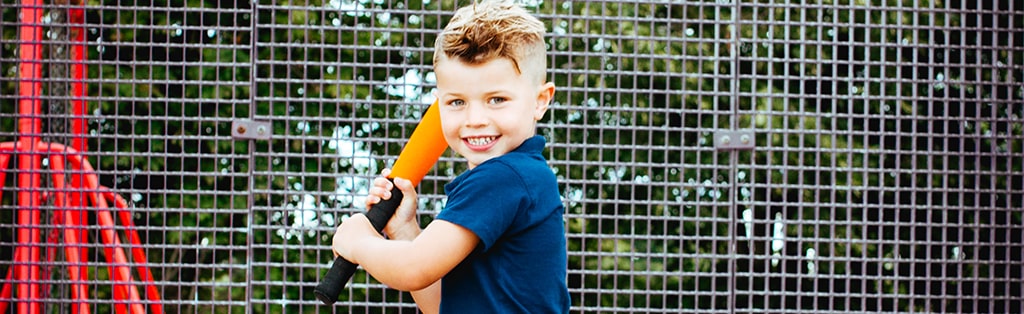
[433, 0, 548, 83]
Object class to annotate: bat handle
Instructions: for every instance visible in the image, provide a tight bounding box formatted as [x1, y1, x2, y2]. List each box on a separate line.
[315, 183, 404, 305]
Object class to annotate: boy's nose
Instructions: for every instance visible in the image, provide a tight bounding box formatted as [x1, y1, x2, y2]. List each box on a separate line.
[463, 103, 488, 127]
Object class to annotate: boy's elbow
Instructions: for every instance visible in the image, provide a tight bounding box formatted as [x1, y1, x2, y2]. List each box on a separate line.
[371, 258, 439, 291]
[386, 270, 437, 291]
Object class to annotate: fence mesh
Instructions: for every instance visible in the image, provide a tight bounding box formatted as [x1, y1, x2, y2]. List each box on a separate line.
[1, 0, 1022, 313]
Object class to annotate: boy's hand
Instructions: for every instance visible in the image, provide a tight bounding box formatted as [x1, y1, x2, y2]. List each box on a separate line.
[331, 213, 378, 264]
[365, 168, 421, 241]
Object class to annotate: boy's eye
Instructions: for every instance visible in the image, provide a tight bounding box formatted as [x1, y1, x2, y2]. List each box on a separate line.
[488, 97, 507, 105]
[448, 99, 465, 107]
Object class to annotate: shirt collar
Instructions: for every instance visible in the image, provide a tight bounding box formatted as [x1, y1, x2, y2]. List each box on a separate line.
[514, 135, 545, 155]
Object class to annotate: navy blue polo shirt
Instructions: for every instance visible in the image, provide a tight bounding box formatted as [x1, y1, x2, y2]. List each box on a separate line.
[436, 135, 570, 313]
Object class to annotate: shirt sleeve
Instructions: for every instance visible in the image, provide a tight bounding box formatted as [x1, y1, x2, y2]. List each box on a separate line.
[436, 161, 530, 251]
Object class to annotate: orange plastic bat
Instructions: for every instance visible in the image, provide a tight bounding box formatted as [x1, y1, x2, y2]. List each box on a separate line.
[389, 100, 446, 187]
[315, 100, 446, 305]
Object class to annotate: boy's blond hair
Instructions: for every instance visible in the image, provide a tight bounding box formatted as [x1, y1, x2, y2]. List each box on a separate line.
[433, 0, 548, 84]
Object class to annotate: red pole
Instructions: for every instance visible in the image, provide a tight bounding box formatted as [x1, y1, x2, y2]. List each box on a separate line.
[69, 0, 87, 154]
[39, 143, 146, 314]
[0, 154, 11, 314]
[84, 173, 145, 314]
[2, 143, 163, 313]
[104, 189, 165, 314]
[16, 0, 44, 311]
[48, 155, 92, 314]
[68, 0, 92, 297]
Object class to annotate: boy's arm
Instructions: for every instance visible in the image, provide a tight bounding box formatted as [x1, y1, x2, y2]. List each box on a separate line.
[410, 280, 441, 314]
[334, 214, 478, 291]
[334, 173, 473, 311]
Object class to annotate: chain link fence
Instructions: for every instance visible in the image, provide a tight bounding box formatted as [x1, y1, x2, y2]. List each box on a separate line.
[1, 0, 1022, 313]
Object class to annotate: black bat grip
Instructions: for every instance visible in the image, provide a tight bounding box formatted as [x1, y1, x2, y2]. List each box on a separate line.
[315, 184, 404, 305]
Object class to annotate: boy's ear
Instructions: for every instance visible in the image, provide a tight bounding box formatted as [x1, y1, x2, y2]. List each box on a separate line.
[534, 82, 556, 121]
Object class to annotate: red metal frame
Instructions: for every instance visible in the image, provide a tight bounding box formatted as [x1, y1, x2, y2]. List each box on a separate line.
[1, 1, 162, 313]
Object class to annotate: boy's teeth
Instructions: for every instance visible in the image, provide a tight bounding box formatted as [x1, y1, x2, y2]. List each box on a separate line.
[468, 137, 495, 146]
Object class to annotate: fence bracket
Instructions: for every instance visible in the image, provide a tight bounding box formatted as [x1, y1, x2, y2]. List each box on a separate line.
[714, 130, 755, 151]
[231, 120, 272, 140]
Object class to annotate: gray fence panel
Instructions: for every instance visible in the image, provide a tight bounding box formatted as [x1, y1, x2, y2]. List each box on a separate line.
[0, 0, 1021, 313]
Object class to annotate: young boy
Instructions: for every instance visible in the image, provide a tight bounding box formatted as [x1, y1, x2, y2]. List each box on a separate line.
[330, 1, 570, 313]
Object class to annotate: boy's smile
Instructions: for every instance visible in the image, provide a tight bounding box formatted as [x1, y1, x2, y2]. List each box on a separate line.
[434, 57, 554, 169]
[465, 136, 498, 150]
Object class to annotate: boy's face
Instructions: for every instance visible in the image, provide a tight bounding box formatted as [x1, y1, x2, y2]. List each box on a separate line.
[434, 57, 554, 169]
